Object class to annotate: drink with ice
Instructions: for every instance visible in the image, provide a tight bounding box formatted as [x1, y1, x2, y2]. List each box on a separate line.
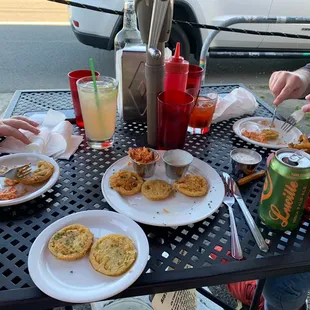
[77, 76, 118, 149]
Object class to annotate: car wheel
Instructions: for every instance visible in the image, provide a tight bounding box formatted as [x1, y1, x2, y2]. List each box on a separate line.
[168, 24, 190, 60]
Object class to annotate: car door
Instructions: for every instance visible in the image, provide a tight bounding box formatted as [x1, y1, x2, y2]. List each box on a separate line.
[194, 0, 273, 48]
[259, 0, 310, 50]
[69, 0, 122, 38]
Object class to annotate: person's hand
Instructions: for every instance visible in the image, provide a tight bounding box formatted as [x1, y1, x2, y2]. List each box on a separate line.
[0, 116, 40, 144]
[266, 153, 274, 168]
[269, 70, 310, 106]
[303, 95, 310, 112]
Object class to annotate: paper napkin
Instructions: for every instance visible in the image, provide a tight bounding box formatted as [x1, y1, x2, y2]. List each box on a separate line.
[212, 87, 259, 123]
[0, 110, 83, 160]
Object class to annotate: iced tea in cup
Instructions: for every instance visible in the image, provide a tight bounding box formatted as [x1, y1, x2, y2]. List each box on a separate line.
[187, 91, 217, 135]
[77, 76, 118, 149]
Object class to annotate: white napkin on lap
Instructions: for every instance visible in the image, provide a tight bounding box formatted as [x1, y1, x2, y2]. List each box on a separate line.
[212, 87, 258, 123]
[0, 110, 83, 160]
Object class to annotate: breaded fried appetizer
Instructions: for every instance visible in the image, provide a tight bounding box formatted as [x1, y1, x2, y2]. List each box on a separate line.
[18, 161, 54, 185]
[109, 170, 144, 196]
[89, 234, 137, 276]
[141, 180, 172, 201]
[48, 224, 94, 261]
[173, 174, 209, 197]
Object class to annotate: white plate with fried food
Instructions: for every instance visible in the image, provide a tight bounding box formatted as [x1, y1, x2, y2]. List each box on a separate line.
[101, 151, 225, 227]
[233, 117, 302, 149]
[28, 210, 149, 303]
[0, 153, 59, 207]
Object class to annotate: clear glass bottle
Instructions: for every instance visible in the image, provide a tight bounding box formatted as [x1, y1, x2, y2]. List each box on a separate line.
[114, 0, 142, 51]
[114, 0, 143, 118]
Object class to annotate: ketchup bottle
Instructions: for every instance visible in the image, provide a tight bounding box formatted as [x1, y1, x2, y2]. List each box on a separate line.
[164, 42, 189, 92]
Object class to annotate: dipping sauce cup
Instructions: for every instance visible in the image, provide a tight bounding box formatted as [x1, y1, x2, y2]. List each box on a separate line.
[163, 149, 193, 179]
[129, 148, 160, 178]
[230, 148, 262, 177]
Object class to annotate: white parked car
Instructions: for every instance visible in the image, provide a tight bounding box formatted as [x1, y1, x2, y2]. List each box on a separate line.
[69, 0, 310, 60]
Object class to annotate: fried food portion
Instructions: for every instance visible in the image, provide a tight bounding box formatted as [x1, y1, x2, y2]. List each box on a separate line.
[109, 170, 144, 196]
[289, 135, 310, 154]
[18, 161, 54, 185]
[89, 234, 137, 276]
[242, 129, 279, 143]
[0, 187, 18, 200]
[141, 180, 172, 201]
[259, 120, 276, 128]
[4, 179, 19, 186]
[173, 174, 209, 197]
[48, 224, 94, 261]
[242, 131, 267, 143]
[128, 147, 156, 164]
[261, 129, 279, 140]
[237, 170, 266, 186]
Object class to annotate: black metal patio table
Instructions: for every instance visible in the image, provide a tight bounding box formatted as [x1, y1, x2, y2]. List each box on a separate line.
[1, 84, 310, 310]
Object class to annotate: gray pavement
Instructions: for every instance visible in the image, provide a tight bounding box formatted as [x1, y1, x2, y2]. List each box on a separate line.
[0, 0, 68, 23]
[0, 24, 309, 93]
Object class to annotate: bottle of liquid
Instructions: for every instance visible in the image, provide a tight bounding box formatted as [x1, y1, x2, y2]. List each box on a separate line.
[164, 42, 189, 93]
[114, 0, 143, 117]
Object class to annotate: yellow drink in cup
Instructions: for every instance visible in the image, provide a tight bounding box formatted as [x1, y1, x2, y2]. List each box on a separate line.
[77, 76, 118, 149]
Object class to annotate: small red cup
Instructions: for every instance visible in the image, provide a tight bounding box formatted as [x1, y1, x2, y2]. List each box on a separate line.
[157, 91, 194, 150]
[68, 70, 100, 128]
[186, 64, 204, 97]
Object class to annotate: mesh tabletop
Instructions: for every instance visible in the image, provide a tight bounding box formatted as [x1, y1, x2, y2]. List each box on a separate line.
[1, 85, 310, 307]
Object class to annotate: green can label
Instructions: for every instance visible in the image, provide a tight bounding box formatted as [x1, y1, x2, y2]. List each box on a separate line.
[259, 149, 310, 231]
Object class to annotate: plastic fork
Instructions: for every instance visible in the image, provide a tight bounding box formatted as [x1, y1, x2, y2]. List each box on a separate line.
[0, 164, 32, 180]
[222, 174, 243, 260]
[281, 110, 305, 133]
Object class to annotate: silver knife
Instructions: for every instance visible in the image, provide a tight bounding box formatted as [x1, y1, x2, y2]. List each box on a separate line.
[223, 173, 269, 252]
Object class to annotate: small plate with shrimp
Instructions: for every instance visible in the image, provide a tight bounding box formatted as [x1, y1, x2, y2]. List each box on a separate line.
[0, 153, 59, 207]
[233, 117, 302, 149]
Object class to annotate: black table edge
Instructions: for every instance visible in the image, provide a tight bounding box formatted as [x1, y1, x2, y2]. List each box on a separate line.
[3, 89, 70, 119]
[3, 83, 277, 119]
[2, 251, 310, 310]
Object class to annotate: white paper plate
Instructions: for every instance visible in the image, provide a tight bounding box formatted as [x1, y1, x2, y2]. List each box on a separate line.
[233, 117, 302, 149]
[0, 153, 60, 207]
[28, 210, 149, 303]
[101, 151, 225, 227]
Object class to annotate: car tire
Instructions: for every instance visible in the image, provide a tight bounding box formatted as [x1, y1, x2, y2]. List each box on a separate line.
[168, 24, 191, 61]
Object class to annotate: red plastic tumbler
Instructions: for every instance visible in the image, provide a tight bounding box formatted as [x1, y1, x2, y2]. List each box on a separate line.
[158, 91, 194, 150]
[186, 64, 204, 97]
[68, 70, 100, 128]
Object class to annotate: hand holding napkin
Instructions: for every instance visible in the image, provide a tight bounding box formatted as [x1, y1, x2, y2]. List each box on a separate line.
[0, 110, 83, 160]
[212, 87, 259, 123]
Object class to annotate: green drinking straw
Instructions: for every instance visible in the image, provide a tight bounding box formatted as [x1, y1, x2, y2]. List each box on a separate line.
[89, 57, 100, 110]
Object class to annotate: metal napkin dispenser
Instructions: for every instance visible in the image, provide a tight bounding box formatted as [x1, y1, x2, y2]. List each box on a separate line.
[121, 44, 147, 121]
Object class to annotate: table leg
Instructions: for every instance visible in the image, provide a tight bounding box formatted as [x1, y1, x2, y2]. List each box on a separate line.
[249, 279, 266, 310]
[196, 288, 235, 310]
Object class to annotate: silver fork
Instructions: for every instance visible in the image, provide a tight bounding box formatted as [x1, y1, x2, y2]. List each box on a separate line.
[222, 175, 243, 260]
[281, 110, 305, 133]
[270, 106, 278, 128]
[0, 164, 32, 179]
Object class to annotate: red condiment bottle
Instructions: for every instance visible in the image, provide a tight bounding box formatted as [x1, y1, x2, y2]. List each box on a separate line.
[164, 42, 189, 92]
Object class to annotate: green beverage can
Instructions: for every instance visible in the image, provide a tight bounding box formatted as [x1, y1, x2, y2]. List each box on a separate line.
[259, 148, 310, 231]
